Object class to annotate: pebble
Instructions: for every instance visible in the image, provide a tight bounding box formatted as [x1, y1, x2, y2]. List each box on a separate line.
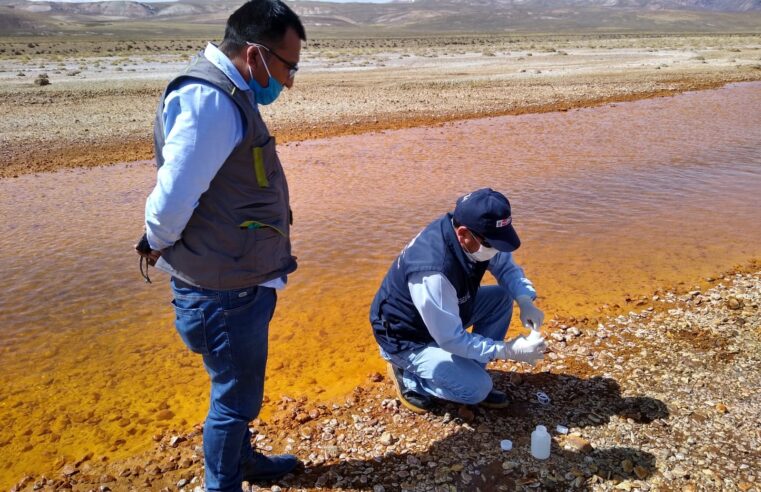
[457, 406, 475, 422]
[368, 372, 383, 382]
[634, 465, 648, 479]
[169, 435, 185, 447]
[379, 432, 395, 446]
[727, 297, 743, 310]
[563, 435, 592, 453]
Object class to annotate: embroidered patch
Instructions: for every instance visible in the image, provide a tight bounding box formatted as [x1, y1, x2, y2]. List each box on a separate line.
[458, 293, 471, 305]
[496, 217, 512, 228]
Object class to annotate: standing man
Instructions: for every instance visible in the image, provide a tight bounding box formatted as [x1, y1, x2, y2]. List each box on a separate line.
[138, 1, 305, 489]
[369, 188, 547, 413]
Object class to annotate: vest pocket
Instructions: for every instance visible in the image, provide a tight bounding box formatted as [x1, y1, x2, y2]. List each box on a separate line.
[252, 137, 281, 187]
[171, 301, 209, 355]
[240, 219, 288, 267]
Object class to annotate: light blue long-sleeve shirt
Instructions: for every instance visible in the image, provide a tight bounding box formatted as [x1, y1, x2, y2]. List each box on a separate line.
[408, 251, 536, 363]
[145, 43, 285, 289]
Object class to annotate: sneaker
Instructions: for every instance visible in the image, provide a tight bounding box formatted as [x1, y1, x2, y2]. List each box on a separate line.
[241, 452, 300, 482]
[386, 362, 433, 414]
[479, 388, 512, 409]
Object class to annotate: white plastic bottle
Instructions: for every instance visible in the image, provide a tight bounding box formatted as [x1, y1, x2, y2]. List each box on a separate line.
[531, 425, 551, 460]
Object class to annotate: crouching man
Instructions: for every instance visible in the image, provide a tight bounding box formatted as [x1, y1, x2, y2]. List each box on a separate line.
[369, 188, 547, 413]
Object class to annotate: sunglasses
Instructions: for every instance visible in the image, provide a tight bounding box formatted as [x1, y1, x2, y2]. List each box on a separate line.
[469, 229, 493, 248]
[247, 42, 299, 80]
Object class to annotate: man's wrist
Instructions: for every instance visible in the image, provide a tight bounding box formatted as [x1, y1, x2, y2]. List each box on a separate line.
[516, 295, 534, 306]
[493, 341, 507, 361]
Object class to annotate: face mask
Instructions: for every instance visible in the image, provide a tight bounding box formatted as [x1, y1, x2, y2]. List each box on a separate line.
[465, 230, 499, 262]
[468, 243, 499, 262]
[247, 47, 283, 105]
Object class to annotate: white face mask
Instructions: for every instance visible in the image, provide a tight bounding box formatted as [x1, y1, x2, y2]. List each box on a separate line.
[466, 230, 499, 262]
[468, 243, 499, 262]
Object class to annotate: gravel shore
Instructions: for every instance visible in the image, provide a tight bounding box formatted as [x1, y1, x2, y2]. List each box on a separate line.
[11, 268, 760, 491]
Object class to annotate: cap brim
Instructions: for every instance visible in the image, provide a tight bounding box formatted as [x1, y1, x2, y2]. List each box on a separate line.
[486, 224, 521, 252]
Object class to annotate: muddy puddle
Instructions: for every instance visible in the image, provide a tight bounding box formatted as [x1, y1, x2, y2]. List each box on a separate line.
[1, 82, 760, 485]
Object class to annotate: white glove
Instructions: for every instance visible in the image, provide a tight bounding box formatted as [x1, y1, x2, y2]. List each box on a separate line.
[495, 330, 546, 365]
[516, 295, 545, 331]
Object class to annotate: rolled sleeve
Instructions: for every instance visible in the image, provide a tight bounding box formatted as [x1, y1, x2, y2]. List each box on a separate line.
[145, 81, 243, 250]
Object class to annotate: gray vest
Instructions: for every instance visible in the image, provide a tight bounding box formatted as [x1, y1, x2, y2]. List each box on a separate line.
[153, 53, 297, 290]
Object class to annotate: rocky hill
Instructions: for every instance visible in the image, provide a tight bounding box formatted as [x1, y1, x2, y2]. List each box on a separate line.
[0, 0, 760, 35]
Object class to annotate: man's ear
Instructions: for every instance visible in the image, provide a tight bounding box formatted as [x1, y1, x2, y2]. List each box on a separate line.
[243, 44, 260, 69]
[455, 226, 470, 244]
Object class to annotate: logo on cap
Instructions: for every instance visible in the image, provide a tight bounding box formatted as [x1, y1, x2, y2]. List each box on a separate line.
[495, 217, 512, 228]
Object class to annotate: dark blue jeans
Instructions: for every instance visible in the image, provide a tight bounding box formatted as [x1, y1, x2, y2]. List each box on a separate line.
[170, 278, 276, 492]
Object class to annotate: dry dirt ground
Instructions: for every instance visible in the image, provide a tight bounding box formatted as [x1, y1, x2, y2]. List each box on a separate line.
[9, 266, 760, 491]
[1, 33, 761, 178]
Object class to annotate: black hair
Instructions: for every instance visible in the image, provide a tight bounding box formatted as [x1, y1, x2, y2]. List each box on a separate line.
[220, 0, 306, 55]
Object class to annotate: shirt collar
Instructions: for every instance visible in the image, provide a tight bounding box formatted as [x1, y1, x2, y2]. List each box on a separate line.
[204, 42, 250, 92]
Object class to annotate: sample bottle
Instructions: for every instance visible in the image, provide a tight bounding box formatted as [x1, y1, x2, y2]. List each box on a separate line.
[531, 425, 551, 460]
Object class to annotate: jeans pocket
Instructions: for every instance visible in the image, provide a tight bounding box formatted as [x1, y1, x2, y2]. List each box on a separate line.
[172, 300, 209, 355]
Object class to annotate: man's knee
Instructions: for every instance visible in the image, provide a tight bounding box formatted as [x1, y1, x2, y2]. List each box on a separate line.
[493, 286, 514, 310]
[478, 285, 513, 313]
[448, 369, 492, 405]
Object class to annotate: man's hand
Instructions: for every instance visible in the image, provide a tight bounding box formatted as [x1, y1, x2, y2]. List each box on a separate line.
[516, 295, 545, 331]
[496, 331, 547, 365]
[135, 233, 162, 266]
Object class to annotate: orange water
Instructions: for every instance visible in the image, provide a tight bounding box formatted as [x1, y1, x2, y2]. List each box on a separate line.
[1, 82, 761, 486]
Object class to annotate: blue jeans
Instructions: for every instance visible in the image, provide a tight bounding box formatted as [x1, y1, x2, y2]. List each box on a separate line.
[383, 286, 513, 405]
[170, 278, 276, 492]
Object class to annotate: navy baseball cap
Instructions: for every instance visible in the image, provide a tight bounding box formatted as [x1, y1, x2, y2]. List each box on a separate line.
[453, 188, 521, 252]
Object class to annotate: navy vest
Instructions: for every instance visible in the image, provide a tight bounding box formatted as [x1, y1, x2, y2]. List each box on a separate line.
[370, 214, 489, 354]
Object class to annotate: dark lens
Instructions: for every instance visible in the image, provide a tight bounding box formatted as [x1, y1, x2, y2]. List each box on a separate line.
[471, 230, 491, 248]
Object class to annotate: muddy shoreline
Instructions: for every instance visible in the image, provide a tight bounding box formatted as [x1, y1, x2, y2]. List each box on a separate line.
[3, 74, 761, 179]
[10, 263, 760, 491]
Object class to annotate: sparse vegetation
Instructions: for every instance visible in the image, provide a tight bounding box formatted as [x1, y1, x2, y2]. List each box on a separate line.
[33, 73, 49, 86]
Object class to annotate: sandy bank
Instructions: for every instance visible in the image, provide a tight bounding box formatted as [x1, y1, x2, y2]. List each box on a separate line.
[10, 266, 760, 491]
[2, 34, 761, 178]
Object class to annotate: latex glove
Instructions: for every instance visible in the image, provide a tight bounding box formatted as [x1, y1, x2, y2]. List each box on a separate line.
[516, 295, 545, 331]
[495, 332, 546, 365]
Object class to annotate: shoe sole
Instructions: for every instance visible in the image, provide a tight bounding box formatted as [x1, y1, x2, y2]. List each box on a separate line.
[386, 363, 430, 414]
[479, 400, 511, 409]
[243, 464, 299, 483]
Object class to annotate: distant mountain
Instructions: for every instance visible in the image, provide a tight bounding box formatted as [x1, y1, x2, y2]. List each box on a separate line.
[1, 0, 760, 35]
[399, 0, 761, 11]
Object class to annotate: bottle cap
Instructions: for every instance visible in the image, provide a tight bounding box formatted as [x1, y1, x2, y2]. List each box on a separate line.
[536, 391, 551, 405]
